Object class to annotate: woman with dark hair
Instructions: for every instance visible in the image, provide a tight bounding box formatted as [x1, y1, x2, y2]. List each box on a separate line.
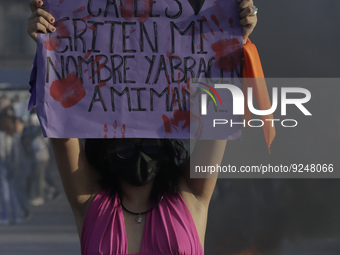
[27, 0, 258, 253]
[52, 138, 227, 254]
[84, 139, 186, 198]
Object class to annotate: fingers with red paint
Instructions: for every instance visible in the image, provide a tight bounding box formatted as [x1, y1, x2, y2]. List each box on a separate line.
[27, 0, 55, 42]
[238, 0, 258, 44]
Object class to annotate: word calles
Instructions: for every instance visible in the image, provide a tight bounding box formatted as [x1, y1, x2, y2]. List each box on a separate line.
[201, 84, 312, 116]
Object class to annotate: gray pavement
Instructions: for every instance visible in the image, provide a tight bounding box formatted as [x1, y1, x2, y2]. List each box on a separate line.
[0, 195, 81, 255]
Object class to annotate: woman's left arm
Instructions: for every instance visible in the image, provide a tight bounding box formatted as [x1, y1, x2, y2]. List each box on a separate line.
[180, 0, 258, 206]
[179, 140, 227, 207]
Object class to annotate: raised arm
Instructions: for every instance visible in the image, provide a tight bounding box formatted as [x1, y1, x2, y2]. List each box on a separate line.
[51, 139, 100, 208]
[51, 139, 101, 236]
[180, 0, 257, 206]
[27, 0, 101, 235]
[179, 140, 227, 207]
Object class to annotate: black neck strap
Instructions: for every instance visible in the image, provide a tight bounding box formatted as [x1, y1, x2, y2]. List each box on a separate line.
[121, 195, 164, 216]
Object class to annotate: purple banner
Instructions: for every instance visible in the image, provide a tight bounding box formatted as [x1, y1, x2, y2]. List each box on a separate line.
[35, 0, 243, 138]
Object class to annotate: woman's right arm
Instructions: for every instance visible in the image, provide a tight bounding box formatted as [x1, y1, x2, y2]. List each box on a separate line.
[27, 0, 101, 235]
[51, 139, 101, 237]
[51, 139, 101, 213]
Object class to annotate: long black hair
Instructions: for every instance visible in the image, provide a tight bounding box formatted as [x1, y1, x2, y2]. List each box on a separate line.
[84, 139, 189, 199]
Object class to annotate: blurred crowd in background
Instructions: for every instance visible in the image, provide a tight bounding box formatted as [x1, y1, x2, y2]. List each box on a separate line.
[0, 0, 67, 234]
[0, 93, 61, 225]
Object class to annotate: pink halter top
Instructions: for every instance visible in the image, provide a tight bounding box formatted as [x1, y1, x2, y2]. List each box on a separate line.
[81, 190, 203, 255]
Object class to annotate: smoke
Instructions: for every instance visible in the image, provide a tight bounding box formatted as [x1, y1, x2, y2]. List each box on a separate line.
[203, 1, 340, 253]
[206, 179, 340, 255]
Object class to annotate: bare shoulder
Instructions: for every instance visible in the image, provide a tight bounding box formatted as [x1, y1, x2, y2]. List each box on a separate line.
[178, 177, 208, 210]
[178, 177, 209, 249]
[75, 190, 101, 238]
[51, 138, 102, 237]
